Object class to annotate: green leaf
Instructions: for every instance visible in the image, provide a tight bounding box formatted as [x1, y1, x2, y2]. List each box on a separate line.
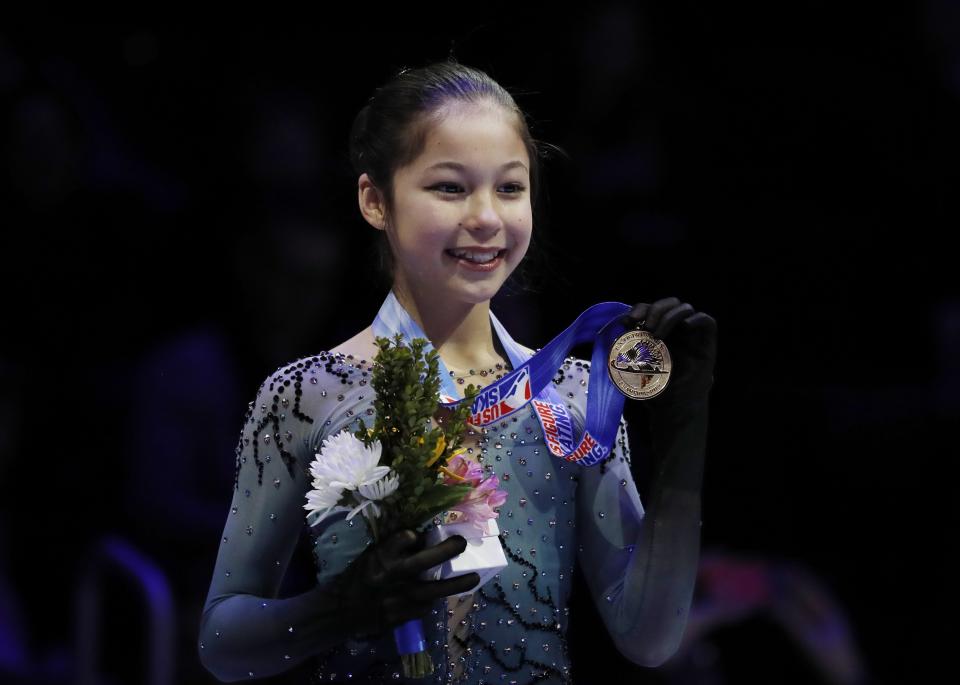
[363, 333, 489, 533]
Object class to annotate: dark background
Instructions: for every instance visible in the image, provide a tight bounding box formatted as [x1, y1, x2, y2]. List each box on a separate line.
[1, 6, 956, 684]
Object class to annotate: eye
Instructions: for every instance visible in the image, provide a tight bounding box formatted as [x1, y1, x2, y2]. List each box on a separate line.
[430, 183, 463, 194]
[501, 183, 526, 195]
[429, 182, 526, 196]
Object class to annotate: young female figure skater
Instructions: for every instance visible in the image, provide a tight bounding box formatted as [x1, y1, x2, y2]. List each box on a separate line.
[198, 59, 717, 684]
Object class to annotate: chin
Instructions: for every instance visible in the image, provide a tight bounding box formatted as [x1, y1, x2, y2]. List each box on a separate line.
[453, 280, 505, 304]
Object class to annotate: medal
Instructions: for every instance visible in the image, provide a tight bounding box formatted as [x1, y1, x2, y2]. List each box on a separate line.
[607, 324, 672, 400]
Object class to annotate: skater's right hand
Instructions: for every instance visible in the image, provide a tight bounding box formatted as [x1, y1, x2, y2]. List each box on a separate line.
[330, 528, 479, 639]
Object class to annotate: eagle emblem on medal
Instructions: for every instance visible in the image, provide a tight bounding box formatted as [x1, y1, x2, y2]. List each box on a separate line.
[607, 327, 672, 400]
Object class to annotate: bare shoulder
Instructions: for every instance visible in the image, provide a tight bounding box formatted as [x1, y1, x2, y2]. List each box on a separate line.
[328, 325, 380, 364]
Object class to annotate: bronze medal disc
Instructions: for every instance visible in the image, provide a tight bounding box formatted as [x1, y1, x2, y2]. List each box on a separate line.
[607, 328, 672, 400]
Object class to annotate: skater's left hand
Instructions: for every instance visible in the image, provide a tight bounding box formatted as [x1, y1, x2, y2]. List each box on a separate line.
[621, 297, 717, 412]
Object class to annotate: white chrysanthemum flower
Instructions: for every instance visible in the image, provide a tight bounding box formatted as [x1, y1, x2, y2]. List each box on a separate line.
[358, 471, 399, 501]
[348, 471, 400, 521]
[304, 489, 351, 527]
[303, 430, 391, 526]
[311, 430, 390, 490]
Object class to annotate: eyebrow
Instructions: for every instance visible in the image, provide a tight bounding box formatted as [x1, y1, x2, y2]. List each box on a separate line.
[425, 160, 528, 173]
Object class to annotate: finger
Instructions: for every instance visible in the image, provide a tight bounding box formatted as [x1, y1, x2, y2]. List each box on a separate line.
[620, 302, 649, 328]
[379, 528, 421, 557]
[653, 302, 695, 340]
[396, 535, 468, 577]
[678, 312, 718, 352]
[645, 297, 682, 334]
[681, 311, 718, 336]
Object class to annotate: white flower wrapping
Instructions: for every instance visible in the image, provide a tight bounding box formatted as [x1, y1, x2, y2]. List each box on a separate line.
[421, 517, 507, 598]
[303, 430, 399, 526]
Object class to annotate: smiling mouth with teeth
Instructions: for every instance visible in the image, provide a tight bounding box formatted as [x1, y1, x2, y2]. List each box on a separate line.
[445, 248, 506, 264]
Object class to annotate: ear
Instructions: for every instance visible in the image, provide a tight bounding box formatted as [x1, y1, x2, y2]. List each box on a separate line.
[358, 173, 387, 231]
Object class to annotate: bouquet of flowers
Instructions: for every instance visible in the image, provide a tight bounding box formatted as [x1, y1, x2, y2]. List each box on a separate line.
[303, 334, 508, 678]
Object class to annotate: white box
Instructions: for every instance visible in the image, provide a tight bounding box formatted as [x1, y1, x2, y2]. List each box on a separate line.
[421, 518, 508, 598]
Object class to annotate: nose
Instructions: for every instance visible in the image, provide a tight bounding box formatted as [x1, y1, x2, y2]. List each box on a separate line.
[462, 189, 504, 235]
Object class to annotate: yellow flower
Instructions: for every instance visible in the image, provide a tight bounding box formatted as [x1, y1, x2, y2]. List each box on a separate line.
[425, 434, 446, 467]
[445, 448, 466, 463]
[437, 449, 469, 480]
[439, 465, 465, 481]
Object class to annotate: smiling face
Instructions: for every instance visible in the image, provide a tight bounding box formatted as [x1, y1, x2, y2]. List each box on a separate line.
[379, 100, 533, 306]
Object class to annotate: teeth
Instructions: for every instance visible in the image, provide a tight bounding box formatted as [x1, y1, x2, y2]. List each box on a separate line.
[450, 249, 500, 263]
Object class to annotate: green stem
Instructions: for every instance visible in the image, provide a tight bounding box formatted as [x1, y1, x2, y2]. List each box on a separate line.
[400, 650, 434, 678]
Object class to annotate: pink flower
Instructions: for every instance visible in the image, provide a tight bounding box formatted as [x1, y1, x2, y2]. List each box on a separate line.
[442, 454, 508, 533]
[441, 453, 485, 486]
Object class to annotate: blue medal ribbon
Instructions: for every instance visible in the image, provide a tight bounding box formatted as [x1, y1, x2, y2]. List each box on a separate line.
[371, 289, 632, 467]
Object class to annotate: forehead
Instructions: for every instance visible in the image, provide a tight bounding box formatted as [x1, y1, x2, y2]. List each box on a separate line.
[412, 102, 528, 170]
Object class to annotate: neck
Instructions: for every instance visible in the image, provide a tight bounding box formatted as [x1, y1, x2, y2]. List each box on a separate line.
[392, 280, 504, 371]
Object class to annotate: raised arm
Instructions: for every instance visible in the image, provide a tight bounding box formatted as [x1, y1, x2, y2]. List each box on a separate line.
[576, 296, 716, 667]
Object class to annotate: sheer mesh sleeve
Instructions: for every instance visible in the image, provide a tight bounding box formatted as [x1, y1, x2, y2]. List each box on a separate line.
[197, 358, 353, 682]
[567, 359, 702, 668]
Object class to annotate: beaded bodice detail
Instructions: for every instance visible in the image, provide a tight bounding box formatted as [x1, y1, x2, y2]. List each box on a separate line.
[201, 349, 642, 685]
